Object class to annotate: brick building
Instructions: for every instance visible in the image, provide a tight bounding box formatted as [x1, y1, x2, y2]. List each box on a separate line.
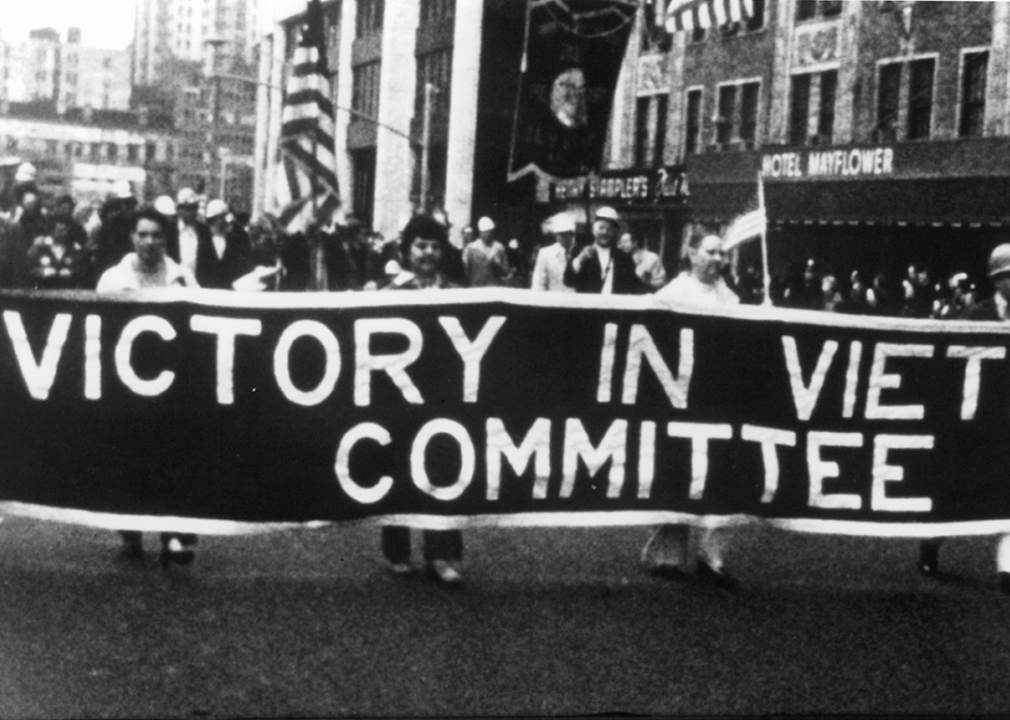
[599, 0, 1010, 284]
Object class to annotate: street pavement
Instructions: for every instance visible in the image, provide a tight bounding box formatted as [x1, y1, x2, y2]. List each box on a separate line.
[2, 516, 1010, 717]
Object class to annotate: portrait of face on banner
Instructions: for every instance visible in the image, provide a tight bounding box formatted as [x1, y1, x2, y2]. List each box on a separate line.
[509, 0, 638, 181]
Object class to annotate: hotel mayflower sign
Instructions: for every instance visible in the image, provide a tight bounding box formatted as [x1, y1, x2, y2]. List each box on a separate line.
[762, 146, 896, 181]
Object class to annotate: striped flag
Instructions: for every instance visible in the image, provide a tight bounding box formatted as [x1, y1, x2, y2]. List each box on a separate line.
[276, 0, 340, 233]
[664, 0, 755, 32]
[722, 207, 767, 250]
[723, 171, 766, 251]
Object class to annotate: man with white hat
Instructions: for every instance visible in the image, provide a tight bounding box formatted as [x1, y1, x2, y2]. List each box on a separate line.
[531, 213, 577, 292]
[200, 198, 251, 289]
[174, 187, 215, 286]
[917, 243, 1010, 595]
[462, 215, 512, 287]
[564, 206, 644, 294]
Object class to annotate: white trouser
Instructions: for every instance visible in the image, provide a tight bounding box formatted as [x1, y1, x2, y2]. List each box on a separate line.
[641, 523, 729, 571]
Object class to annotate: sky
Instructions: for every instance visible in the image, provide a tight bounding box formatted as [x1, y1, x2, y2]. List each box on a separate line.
[2, 0, 137, 49]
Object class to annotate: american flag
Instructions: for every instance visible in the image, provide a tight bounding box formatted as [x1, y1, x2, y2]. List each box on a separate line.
[276, 0, 340, 233]
[723, 172, 767, 251]
[663, 0, 755, 32]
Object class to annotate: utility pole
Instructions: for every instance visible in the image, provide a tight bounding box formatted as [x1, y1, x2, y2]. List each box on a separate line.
[204, 37, 226, 199]
[419, 83, 438, 213]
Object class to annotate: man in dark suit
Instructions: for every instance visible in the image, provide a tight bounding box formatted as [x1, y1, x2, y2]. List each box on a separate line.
[201, 199, 251, 289]
[564, 206, 645, 295]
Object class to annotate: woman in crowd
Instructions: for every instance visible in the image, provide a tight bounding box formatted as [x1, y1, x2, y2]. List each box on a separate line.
[380, 213, 464, 584]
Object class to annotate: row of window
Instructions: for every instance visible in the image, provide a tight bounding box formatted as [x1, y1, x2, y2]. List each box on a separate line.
[639, 49, 991, 165]
[0, 137, 177, 163]
[354, 0, 454, 40]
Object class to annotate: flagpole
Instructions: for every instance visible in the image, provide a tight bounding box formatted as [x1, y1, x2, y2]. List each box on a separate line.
[758, 170, 772, 307]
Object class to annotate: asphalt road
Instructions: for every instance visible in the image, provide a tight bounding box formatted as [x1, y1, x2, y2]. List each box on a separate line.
[2, 516, 1010, 718]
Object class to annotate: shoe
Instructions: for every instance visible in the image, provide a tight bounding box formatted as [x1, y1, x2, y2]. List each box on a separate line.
[695, 560, 741, 593]
[917, 543, 939, 577]
[999, 572, 1010, 595]
[160, 537, 196, 570]
[646, 564, 689, 581]
[119, 533, 145, 562]
[426, 560, 462, 585]
[388, 562, 414, 576]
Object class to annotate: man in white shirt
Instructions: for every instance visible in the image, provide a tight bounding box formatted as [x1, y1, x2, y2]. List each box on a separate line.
[97, 208, 198, 291]
[531, 214, 576, 292]
[96, 207, 198, 569]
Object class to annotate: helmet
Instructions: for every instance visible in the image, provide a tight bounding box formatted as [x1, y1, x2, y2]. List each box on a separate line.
[205, 199, 229, 219]
[594, 206, 620, 226]
[153, 196, 176, 216]
[988, 244, 1010, 278]
[477, 216, 495, 232]
[551, 214, 576, 234]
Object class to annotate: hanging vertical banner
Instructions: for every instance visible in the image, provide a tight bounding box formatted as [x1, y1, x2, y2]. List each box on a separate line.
[508, 0, 638, 182]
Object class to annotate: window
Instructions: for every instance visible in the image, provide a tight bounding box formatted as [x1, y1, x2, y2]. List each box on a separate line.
[907, 58, 934, 140]
[420, 0, 454, 26]
[351, 148, 376, 225]
[796, 0, 842, 21]
[739, 82, 759, 146]
[715, 84, 736, 147]
[146, 142, 156, 162]
[876, 62, 901, 142]
[356, 0, 384, 39]
[352, 61, 381, 119]
[634, 96, 650, 167]
[414, 48, 452, 119]
[960, 51, 988, 138]
[746, 0, 766, 31]
[685, 88, 702, 155]
[654, 94, 668, 164]
[817, 70, 837, 144]
[789, 74, 811, 145]
[107, 143, 118, 160]
[127, 144, 139, 162]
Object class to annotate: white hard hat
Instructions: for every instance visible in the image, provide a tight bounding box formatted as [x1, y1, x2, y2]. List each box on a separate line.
[594, 206, 620, 225]
[205, 199, 229, 219]
[551, 214, 576, 234]
[14, 162, 36, 183]
[176, 187, 199, 206]
[153, 196, 176, 216]
[477, 216, 495, 232]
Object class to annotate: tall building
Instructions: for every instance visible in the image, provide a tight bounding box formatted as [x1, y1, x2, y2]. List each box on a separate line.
[132, 0, 259, 210]
[0, 27, 130, 112]
[133, 0, 260, 87]
[256, 0, 533, 242]
[594, 0, 1010, 282]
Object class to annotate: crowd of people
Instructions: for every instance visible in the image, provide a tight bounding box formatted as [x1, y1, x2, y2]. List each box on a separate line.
[2, 161, 1008, 594]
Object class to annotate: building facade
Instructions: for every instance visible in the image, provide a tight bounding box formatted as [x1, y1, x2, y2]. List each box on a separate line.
[603, 0, 1010, 283]
[257, 0, 532, 243]
[0, 103, 181, 205]
[0, 27, 131, 112]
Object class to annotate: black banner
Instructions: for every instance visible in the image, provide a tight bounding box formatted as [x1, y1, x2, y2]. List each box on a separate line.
[3, 289, 1010, 538]
[509, 0, 638, 181]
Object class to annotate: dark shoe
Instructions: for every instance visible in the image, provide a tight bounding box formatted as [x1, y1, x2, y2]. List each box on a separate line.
[160, 537, 195, 570]
[999, 572, 1010, 595]
[918, 543, 939, 577]
[695, 560, 741, 593]
[426, 560, 462, 586]
[119, 531, 144, 562]
[646, 564, 689, 582]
